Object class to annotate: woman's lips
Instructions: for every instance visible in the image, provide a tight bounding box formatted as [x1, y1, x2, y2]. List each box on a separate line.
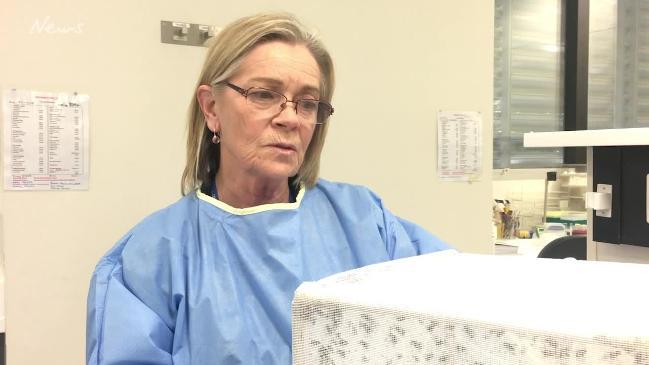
[268, 143, 297, 154]
[270, 143, 296, 151]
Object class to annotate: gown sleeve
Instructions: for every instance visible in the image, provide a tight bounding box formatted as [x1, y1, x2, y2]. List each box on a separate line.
[393, 215, 453, 255]
[86, 253, 173, 365]
[367, 189, 454, 259]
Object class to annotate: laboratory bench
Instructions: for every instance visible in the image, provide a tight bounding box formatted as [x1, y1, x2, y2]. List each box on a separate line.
[494, 235, 567, 257]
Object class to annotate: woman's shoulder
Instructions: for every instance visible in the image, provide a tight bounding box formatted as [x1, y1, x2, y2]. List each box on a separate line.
[312, 178, 383, 203]
[90, 195, 198, 328]
[98, 193, 200, 264]
[313, 178, 375, 195]
[130, 193, 200, 236]
[309, 179, 387, 216]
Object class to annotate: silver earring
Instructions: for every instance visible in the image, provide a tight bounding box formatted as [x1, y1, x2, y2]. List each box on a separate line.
[212, 131, 221, 144]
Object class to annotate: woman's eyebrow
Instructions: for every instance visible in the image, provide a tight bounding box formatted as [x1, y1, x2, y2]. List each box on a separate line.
[247, 77, 320, 96]
[247, 77, 283, 87]
[299, 85, 321, 97]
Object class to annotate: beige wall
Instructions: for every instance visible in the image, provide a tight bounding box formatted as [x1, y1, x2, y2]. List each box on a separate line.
[0, 1, 493, 364]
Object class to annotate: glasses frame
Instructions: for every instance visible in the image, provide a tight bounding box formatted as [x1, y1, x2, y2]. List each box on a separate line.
[220, 82, 334, 125]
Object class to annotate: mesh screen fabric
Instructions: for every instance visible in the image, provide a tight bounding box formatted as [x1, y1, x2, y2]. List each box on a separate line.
[292, 252, 649, 364]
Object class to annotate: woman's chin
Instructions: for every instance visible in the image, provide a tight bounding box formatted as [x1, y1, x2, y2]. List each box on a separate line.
[257, 163, 300, 181]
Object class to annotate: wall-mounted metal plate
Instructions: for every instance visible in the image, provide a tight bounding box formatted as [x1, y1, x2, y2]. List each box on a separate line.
[594, 184, 612, 218]
[161, 20, 219, 47]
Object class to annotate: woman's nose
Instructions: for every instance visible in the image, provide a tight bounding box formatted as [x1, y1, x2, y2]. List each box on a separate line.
[272, 101, 301, 128]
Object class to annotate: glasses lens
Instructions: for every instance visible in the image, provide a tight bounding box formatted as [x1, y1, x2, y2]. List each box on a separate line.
[246, 89, 284, 109]
[296, 99, 318, 120]
[243, 87, 332, 124]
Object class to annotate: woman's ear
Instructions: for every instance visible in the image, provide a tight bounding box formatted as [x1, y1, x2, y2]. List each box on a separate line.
[196, 84, 220, 132]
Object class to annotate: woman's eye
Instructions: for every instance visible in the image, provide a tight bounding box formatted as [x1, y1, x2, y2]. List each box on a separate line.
[300, 100, 318, 111]
[251, 90, 277, 101]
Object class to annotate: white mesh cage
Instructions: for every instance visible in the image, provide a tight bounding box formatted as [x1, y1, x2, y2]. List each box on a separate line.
[292, 251, 649, 364]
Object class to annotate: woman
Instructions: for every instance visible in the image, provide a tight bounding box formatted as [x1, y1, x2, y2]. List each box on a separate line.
[86, 12, 450, 365]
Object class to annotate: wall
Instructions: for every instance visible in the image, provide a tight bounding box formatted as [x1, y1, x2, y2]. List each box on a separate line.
[0, 1, 494, 364]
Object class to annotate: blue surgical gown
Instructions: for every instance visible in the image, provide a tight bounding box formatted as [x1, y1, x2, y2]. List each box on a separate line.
[86, 179, 451, 364]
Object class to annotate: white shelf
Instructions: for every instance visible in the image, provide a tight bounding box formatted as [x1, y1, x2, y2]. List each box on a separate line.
[523, 127, 649, 147]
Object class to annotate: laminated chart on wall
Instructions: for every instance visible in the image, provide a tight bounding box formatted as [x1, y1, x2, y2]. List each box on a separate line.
[437, 111, 482, 181]
[3, 89, 89, 190]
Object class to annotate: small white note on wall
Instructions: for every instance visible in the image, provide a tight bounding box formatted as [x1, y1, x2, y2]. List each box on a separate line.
[437, 111, 482, 182]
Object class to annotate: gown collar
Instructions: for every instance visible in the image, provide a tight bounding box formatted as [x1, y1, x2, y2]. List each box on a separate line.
[196, 183, 306, 216]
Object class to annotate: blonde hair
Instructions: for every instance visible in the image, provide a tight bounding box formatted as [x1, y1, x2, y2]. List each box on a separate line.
[181, 13, 335, 195]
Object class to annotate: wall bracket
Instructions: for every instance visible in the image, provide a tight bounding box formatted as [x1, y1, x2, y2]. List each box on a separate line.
[161, 20, 220, 47]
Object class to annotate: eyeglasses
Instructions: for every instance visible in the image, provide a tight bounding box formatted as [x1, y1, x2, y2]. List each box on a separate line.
[221, 82, 334, 125]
